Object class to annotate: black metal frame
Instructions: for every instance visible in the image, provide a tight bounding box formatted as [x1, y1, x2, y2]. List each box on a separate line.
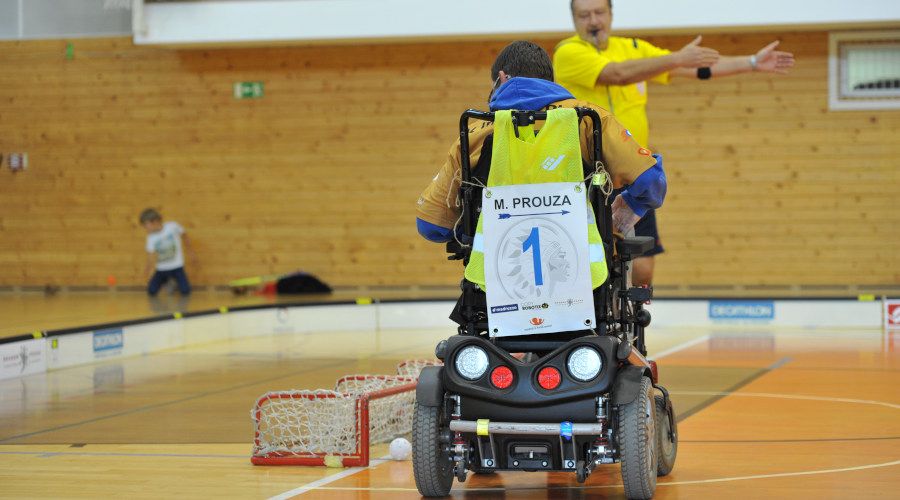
[452, 107, 652, 355]
[458, 108, 608, 251]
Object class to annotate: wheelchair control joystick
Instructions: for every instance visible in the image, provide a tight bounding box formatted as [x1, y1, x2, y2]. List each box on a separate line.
[635, 309, 651, 328]
[445, 240, 467, 261]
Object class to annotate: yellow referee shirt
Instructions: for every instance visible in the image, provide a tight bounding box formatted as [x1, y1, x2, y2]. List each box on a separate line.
[553, 35, 670, 147]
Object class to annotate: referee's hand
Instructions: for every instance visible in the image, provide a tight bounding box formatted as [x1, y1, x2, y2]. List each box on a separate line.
[754, 40, 795, 75]
[676, 36, 720, 69]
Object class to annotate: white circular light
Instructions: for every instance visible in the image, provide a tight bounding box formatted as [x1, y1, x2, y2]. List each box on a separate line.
[455, 346, 489, 380]
[567, 347, 602, 381]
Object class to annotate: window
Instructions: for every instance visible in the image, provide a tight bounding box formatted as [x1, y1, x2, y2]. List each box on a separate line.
[829, 30, 900, 111]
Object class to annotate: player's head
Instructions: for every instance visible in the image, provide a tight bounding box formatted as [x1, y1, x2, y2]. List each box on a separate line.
[139, 208, 163, 233]
[571, 0, 612, 49]
[490, 41, 554, 84]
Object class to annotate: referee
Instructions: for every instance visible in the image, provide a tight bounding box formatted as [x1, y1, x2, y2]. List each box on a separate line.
[554, 0, 794, 286]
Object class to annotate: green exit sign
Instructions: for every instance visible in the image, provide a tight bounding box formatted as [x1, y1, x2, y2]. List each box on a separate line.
[233, 82, 264, 99]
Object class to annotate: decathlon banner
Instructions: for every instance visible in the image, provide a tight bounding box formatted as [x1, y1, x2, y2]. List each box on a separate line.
[482, 182, 595, 337]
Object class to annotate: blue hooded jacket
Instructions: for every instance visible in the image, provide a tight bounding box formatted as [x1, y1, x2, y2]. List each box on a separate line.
[417, 77, 666, 242]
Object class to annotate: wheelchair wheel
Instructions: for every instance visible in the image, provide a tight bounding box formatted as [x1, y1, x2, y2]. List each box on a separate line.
[654, 393, 678, 476]
[617, 376, 657, 500]
[412, 401, 453, 497]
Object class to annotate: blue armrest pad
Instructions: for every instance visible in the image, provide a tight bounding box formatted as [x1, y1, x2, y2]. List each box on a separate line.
[417, 218, 453, 243]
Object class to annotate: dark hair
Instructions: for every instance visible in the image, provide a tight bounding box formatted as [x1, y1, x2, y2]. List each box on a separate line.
[490, 41, 554, 82]
[570, 0, 612, 13]
[139, 208, 162, 225]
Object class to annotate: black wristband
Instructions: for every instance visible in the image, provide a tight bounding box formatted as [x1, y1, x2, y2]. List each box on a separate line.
[697, 67, 712, 80]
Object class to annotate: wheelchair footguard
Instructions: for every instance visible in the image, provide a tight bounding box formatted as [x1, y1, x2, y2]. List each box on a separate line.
[413, 333, 677, 499]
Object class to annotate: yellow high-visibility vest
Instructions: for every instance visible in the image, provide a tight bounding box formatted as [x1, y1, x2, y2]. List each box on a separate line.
[464, 108, 608, 288]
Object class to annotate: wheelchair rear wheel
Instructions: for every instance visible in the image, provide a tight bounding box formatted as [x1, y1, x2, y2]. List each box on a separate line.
[654, 393, 677, 476]
[617, 376, 657, 499]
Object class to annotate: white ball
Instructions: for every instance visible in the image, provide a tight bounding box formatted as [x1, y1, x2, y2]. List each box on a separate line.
[389, 437, 412, 460]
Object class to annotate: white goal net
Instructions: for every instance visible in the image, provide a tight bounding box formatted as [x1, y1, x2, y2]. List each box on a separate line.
[251, 359, 440, 466]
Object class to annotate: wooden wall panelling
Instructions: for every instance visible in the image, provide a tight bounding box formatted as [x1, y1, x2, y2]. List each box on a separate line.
[0, 32, 897, 288]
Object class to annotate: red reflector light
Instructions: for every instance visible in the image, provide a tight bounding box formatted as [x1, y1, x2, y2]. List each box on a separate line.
[537, 367, 561, 390]
[491, 366, 514, 389]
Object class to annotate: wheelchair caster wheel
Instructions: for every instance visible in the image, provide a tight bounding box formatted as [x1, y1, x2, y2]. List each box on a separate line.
[576, 460, 588, 483]
[454, 460, 468, 483]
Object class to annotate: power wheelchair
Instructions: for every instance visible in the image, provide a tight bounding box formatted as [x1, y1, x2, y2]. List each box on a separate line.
[412, 108, 678, 499]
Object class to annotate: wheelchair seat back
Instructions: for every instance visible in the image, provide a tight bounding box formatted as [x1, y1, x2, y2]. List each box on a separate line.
[457, 108, 611, 339]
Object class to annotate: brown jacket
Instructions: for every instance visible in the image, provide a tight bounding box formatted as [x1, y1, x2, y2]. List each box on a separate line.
[416, 98, 657, 230]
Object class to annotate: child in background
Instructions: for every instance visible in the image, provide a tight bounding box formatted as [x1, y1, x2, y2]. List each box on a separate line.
[139, 208, 196, 296]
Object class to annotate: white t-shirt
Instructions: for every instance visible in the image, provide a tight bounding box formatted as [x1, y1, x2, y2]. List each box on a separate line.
[146, 221, 185, 271]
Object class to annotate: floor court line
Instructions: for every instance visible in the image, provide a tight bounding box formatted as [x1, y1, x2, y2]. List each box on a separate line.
[283, 459, 900, 494]
[680, 436, 900, 444]
[650, 333, 710, 359]
[653, 459, 900, 487]
[676, 356, 791, 422]
[269, 457, 389, 499]
[0, 450, 247, 459]
[670, 391, 900, 410]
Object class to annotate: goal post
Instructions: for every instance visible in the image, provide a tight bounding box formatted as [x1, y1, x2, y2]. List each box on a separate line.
[251, 360, 439, 467]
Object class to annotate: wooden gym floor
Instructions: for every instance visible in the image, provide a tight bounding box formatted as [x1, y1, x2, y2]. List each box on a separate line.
[0, 293, 898, 498]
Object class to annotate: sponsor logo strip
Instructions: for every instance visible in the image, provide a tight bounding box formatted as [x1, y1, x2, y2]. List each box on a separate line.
[709, 301, 775, 320]
[93, 328, 124, 352]
[490, 304, 519, 314]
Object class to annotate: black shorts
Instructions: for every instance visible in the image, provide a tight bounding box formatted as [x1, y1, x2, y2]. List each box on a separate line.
[634, 208, 664, 257]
